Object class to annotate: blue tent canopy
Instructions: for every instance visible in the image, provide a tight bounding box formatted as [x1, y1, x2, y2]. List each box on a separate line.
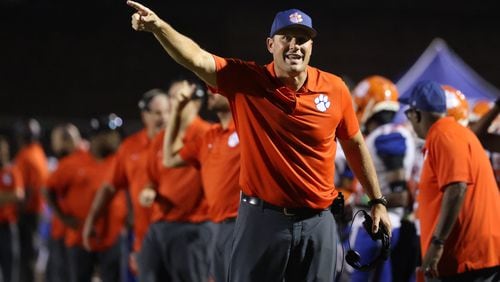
[394, 38, 500, 123]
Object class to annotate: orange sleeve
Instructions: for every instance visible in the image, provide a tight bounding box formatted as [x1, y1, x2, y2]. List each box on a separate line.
[179, 132, 203, 169]
[11, 165, 24, 190]
[146, 136, 161, 187]
[336, 83, 360, 140]
[14, 153, 28, 185]
[431, 132, 471, 190]
[111, 146, 129, 190]
[26, 149, 49, 189]
[46, 162, 72, 193]
[211, 55, 266, 99]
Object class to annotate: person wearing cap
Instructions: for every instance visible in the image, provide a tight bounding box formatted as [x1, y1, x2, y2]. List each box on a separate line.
[81, 90, 169, 279]
[44, 114, 128, 282]
[126, 2, 391, 280]
[400, 80, 500, 281]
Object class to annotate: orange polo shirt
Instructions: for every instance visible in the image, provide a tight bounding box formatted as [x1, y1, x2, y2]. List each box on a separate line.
[210, 55, 360, 209]
[112, 129, 153, 252]
[14, 142, 49, 213]
[0, 164, 23, 223]
[46, 150, 127, 251]
[419, 117, 500, 276]
[179, 120, 240, 222]
[147, 117, 211, 223]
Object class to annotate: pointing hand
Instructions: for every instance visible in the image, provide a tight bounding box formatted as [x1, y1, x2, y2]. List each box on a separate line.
[127, 1, 161, 32]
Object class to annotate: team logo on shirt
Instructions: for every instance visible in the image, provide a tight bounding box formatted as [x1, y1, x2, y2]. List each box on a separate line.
[289, 12, 303, 23]
[2, 173, 12, 186]
[227, 132, 239, 148]
[314, 94, 331, 112]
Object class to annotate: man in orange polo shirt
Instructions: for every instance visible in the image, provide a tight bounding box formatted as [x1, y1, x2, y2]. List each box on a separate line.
[137, 78, 214, 282]
[127, 3, 391, 280]
[13, 118, 49, 282]
[45, 114, 127, 282]
[82, 89, 169, 277]
[164, 85, 240, 282]
[0, 135, 24, 282]
[45, 123, 86, 282]
[400, 80, 500, 281]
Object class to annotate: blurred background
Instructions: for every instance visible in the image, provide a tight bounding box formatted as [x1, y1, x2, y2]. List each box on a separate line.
[1, 0, 499, 139]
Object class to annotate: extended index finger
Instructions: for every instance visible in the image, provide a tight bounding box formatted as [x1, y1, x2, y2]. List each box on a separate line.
[372, 214, 380, 234]
[126, 1, 150, 15]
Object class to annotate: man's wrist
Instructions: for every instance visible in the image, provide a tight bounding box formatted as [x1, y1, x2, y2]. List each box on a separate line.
[368, 195, 388, 208]
[152, 19, 166, 33]
[431, 235, 445, 246]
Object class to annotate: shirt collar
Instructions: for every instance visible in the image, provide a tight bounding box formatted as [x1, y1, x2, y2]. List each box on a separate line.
[265, 61, 321, 93]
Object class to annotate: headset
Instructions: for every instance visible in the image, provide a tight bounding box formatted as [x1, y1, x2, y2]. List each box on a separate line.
[345, 210, 391, 272]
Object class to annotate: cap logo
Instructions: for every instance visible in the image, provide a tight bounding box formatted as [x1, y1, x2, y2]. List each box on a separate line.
[289, 12, 303, 23]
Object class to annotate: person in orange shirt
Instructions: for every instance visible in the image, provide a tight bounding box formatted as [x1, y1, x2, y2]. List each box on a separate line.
[400, 80, 500, 281]
[44, 123, 86, 282]
[164, 84, 240, 282]
[137, 78, 215, 282]
[469, 98, 500, 152]
[127, 3, 391, 281]
[45, 114, 127, 282]
[13, 117, 49, 282]
[468, 98, 500, 186]
[82, 89, 169, 278]
[0, 135, 24, 282]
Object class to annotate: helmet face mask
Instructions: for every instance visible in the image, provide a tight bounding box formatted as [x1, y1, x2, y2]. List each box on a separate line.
[353, 76, 400, 126]
[442, 85, 469, 127]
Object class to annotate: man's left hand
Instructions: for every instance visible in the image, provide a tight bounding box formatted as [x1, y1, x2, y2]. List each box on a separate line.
[371, 204, 392, 237]
[421, 243, 444, 278]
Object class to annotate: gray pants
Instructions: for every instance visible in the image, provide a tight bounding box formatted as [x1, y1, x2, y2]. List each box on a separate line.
[0, 223, 19, 282]
[138, 221, 215, 282]
[67, 237, 123, 282]
[18, 212, 37, 282]
[45, 238, 68, 282]
[228, 198, 337, 282]
[213, 220, 235, 282]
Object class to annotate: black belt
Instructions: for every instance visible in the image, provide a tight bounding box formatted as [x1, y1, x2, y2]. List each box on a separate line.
[220, 217, 236, 224]
[241, 194, 328, 217]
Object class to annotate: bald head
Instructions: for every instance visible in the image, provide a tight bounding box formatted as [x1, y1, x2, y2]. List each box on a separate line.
[51, 123, 82, 158]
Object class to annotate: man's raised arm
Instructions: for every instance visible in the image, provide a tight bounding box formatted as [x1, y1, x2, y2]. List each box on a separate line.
[127, 1, 217, 87]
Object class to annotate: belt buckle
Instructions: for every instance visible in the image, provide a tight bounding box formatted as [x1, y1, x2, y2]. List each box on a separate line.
[283, 208, 295, 216]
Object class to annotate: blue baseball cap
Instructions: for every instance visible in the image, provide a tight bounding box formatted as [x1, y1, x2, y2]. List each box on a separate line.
[398, 80, 446, 113]
[269, 9, 317, 38]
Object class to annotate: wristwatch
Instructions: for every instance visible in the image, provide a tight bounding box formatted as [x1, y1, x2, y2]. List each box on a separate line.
[368, 196, 388, 208]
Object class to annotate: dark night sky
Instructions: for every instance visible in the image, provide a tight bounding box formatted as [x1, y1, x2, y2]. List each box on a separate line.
[1, 0, 499, 121]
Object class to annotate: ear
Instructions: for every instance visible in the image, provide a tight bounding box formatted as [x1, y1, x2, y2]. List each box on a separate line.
[266, 37, 274, 54]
